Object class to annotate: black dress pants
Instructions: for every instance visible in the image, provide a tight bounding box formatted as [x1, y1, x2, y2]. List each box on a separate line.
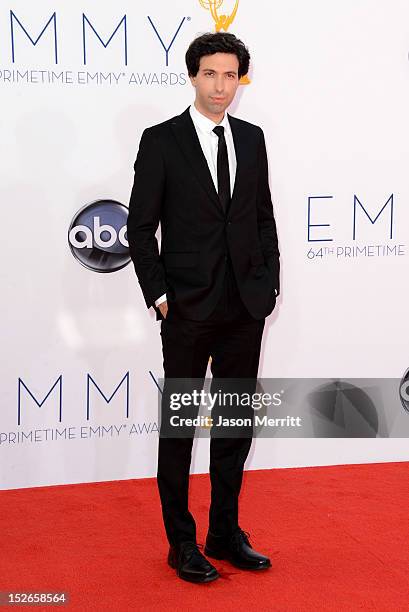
[157, 260, 265, 547]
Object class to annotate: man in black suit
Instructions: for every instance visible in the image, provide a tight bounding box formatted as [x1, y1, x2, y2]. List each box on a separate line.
[127, 32, 280, 583]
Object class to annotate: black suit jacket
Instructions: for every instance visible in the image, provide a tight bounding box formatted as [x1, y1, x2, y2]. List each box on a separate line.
[127, 106, 280, 321]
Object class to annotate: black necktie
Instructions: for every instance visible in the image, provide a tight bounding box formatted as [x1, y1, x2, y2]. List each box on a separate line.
[213, 125, 230, 214]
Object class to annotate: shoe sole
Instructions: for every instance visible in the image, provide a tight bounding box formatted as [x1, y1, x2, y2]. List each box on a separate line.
[177, 571, 220, 583]
[204, 547, 271, 570]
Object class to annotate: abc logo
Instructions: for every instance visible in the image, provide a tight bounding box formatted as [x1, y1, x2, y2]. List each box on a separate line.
[399, 368, 409, 414]
[68, 200, 131, 273]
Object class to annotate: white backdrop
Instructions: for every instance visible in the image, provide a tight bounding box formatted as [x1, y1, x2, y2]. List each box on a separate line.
[2, 0, 409, 490]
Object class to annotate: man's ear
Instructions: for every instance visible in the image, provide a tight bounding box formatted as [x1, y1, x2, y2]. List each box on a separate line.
[189, 75, 196, 87]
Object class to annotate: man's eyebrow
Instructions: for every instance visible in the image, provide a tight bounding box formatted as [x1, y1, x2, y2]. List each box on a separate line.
[202, 69, 238, 74]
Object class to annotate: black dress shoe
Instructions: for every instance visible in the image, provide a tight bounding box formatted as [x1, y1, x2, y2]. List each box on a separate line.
[168, 542, 219, 583]
[204, 528, 272, 570]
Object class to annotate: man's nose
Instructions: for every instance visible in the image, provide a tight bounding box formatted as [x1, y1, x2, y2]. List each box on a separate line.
[215, 76, 224, 92]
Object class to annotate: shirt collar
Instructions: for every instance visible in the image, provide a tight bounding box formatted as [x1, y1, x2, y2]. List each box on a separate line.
[189, 103, 231, 136]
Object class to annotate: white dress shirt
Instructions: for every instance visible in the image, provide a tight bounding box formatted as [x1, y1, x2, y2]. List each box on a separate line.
[155, 103, 237, 308]
[188, 102, 237, 197]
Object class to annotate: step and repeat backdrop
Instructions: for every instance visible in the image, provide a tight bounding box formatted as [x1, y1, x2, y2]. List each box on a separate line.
[2, 0, 409, 489]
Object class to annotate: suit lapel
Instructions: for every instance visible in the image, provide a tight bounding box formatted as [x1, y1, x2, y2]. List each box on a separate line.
[171, 107, 222, 212]
[170, 107, 249, 217]
[227, 113, 247, 214]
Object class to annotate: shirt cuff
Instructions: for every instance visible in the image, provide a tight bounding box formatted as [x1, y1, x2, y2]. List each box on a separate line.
[154, 293, 167, 307]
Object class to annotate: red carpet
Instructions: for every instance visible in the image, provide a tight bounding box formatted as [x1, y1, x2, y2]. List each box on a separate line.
[1, 462, 409, 611]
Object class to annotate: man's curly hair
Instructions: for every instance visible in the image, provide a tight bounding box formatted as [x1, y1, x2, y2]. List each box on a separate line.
[185, 32, 250, 79]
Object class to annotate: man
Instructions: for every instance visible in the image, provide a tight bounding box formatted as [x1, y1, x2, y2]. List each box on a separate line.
[127, 32, 280, 583]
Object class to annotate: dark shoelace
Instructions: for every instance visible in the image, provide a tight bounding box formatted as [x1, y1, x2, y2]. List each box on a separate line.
[179, 542, 205, 563]
[232, 529, 251, 549]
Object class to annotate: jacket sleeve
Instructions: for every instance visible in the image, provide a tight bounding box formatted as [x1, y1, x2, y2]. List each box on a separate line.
[256, 127, 280, 296]
[127, 128, 167, 309]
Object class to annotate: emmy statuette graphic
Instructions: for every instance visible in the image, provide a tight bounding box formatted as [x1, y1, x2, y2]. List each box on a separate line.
[198, 0, 250, 84]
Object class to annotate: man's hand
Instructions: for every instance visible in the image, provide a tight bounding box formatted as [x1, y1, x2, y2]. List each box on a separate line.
[158, 301, 168, 319]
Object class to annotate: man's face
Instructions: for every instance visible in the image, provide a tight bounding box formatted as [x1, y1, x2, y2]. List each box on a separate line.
[190, 52, 240, 119]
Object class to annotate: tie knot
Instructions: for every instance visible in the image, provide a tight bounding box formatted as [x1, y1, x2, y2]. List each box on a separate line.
[213, 125, 225, 138]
